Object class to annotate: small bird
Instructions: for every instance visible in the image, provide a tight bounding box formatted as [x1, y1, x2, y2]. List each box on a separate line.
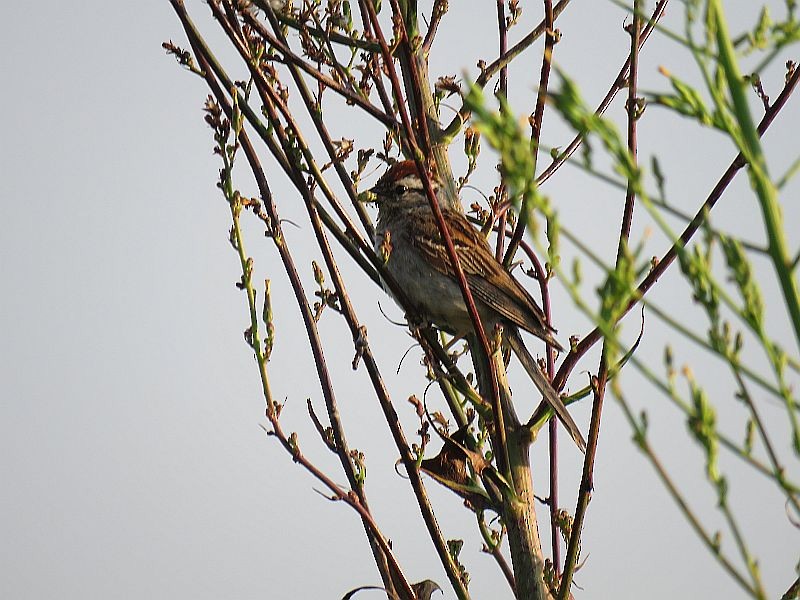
[368, 160, 586, 452]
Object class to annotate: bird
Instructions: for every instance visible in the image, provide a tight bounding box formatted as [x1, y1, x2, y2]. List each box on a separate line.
[366, 160, 586, 452]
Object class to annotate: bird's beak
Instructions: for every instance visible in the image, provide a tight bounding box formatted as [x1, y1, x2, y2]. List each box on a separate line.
[358, 188, 379, 204]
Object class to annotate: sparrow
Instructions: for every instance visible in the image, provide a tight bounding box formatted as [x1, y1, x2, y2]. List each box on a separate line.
[367, 160, 586, 452]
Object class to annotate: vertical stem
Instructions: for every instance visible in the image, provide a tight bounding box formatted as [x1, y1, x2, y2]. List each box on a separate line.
[710, 0, 800, 353]
[544, 299, 561, 572]
[505, 438, 554, 600]
[520, 243, 562, 577]
[495, 0, 509, 261]
[390, 0, 456, 193]
[558, 1, 641, 596]
[492, 347, 555, 600]
[503, 0, 556, 267]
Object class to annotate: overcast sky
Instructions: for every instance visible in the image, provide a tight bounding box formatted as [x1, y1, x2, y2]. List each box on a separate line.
[2, 1, 798, 599]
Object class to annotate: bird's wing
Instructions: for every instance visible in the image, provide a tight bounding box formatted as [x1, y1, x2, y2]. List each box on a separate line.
[410, 210, 559, 346]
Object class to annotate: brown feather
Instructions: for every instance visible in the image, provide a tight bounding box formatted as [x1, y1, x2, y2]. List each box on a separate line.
[407, 207, 561, 349]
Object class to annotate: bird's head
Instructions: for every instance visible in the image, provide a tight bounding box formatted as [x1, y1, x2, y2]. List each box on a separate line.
[362, 160, 440, 211]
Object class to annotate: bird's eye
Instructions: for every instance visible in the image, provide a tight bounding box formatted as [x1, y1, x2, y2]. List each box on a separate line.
[394, 184, 408, 195]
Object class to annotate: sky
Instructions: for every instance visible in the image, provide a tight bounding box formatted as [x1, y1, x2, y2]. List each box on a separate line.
[1, 1, 798, 599]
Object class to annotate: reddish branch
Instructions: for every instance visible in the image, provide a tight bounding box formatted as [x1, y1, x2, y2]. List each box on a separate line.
[536, 0, 668, 186]
[551, 62, 800, 399]
[558, 1, 643, 596]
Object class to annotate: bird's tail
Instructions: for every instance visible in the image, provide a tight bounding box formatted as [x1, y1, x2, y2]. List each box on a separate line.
[506, 327, 587, 453]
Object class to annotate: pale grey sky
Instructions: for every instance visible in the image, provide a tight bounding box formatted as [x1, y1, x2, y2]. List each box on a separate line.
[1, 2, 798, 599]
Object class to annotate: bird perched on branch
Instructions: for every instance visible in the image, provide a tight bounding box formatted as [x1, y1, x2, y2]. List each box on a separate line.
[367, 160, 586, 452]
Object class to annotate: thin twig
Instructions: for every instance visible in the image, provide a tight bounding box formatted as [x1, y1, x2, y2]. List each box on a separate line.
[212, 3, 380, 276]
[246, 6, 376, 237]
[442, 0, 573, 140]
[189, 36, 405, 600]
[731, 369, 800, 516]
[302, 0, 355, 93]
[559, 2, 642, 595]
[422, 0, 448, 55]
[478, 511, 517, 596]
[388, 0, 433, 157]
[252, 2, 379, 50]
[552, 62, 800, 403]
[614, 390, 760, 597]
[503, 0, 557, 266]
[172, 2, 408, 594]
[493, 0, 510, 262]
[536, 0, 668, 186]
[356, 0, 397, 123]
[244, 5, 398, 129]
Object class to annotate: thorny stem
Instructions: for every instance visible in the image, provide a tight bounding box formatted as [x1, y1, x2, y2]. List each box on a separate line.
[559, 2, 642, 595]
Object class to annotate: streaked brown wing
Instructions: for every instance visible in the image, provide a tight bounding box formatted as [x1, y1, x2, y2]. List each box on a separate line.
[409, 209, 554, 339]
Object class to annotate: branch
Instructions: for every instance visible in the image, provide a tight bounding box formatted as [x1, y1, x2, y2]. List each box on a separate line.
[502, 0, 557, 269]
[170, 2, 409, 594]
[245, 6, 376, 236]
[558, 1, 643, 595]
[251, 0, 380, 51]
[363, 0, 511, 482]
[422, 0, 448, 56]
[536, 0, 668, 186]
[613, 389, 761, 597]
[551, 59, 800, 403]
[442, 0, 573, 142]
[244, 5, 399, 129]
